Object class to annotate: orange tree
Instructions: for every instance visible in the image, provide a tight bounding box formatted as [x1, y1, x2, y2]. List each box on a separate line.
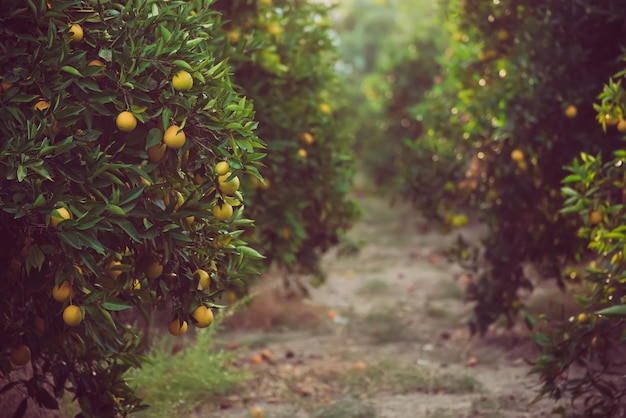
[530, 67, 626, 415]
[399, 0, 626, 335]
[213, 0, 359, 287]
[333, 0, 444, 189]
[0, 0, 264, 416]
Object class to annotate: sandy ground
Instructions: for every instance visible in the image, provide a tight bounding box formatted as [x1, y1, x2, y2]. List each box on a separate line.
[194, 195, 568, 418]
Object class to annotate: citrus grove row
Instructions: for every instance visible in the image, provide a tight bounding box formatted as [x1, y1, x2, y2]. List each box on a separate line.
[0, 0, 357, 416]
[338, 0, 626, 414]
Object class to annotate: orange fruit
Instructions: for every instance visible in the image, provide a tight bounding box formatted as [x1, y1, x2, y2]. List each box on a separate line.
[185, 216, 195, 225]
[164, 190, 184, 210]
[218, 173, 240, 195]
[215, 161, 230, 176]
[319, 102, 331, 115]
[52, 280, 75, 302]
[168, 319, 188, 336]
[301, 132, 315, 145]
[213, 201, 233, 221]
[227, 30, 241, 44]
[145, 260, 164, 279]
[68, 23, 83, 42]
[250, 354, 263, 364]
[116, 111, 137, 132]
[564, 104, 577, 119]
[510, 149, 524, 162]
[147, 143, 167, 163]
[577, 312, 589, 324]
[34, 100, 50, 111]
[87, 59, 105, 77]
[297, 148, 307, 158]
[107, 260, 123, 279]
[589, 210, 602, 225]
[63, 305, 83, 326]
[249, 406, 265, 418]
[172, 70, 193, 91]
[10, 345, 31, 366]
[50, 207, 71, 228]
[194, 269, 210, 290]
[591, 335, 606, 350]
[192, 305, 214, 328]
[164, 125, 186, 149]
[34, 316, 45, 334]
[618, 119, 626, 133]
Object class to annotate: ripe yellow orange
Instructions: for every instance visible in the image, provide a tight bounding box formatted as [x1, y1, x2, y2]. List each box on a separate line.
[297, 148, 307, 158]
[147, 143, 167, 163]
[301, 132, 315, 145]
[218, 173, 240, 195]
[10, 345, 31, 366]
[126, 279, 140, 291]
[194, 269, 210, 290]
[267, 22, 283, 36]
[319, 102, 331, 115]
[63, 305, 83, 327]
[87, 59, 105, 77]
[510, 149, 524, 162]
[168, 319, 188, 336]
[145, 260, 164, 279]
[164, 190, 184, 210]
[564, 104, 577, 119]
[107, 260, 123, 279]
[52, 280, 75, 303]
[172, 70, 193, 91]
[50, 207, 71, 228]
[68, 23, 83, 42]
[116, 111, 137, 132]
[213, 201, 233, 221]
[215, 161, 230, 176]
[185, 215, 195, 225]
[34, 100, 50, 111]
[0, 82, 13, 92]
[227, 30, 241, 44]
[589, 210, 602, 225]
[618, 119, 626, 133]
[164, 125, 186, 149]
[192, 305, 214, 328]
[577, 312, 589, 324]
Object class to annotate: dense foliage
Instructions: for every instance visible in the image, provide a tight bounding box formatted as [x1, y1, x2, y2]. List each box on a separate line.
[215, 0, 360, 286]
[0, 0, 265, 415]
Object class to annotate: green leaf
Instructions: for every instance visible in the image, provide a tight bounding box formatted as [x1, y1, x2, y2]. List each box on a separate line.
[173, 60, 193, 71]
[596, 305, 626, 316]
[102, 301, 133, 311]
[237, 246, 266, 260]
[60, 66, 83, 77]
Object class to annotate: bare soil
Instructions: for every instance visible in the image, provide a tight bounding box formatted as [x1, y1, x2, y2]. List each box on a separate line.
[194, 195, 570, 418]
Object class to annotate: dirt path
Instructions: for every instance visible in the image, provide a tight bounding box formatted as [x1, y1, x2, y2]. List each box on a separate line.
[198, 195, 565, 418]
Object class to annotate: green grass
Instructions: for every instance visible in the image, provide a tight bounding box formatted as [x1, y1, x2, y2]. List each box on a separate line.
[357, 304, 418, 344]
[313, 397, 378, 418]
[126, 316, 251, 418]
[356, 279, 389, 295]
[338, 360, 482, 396]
